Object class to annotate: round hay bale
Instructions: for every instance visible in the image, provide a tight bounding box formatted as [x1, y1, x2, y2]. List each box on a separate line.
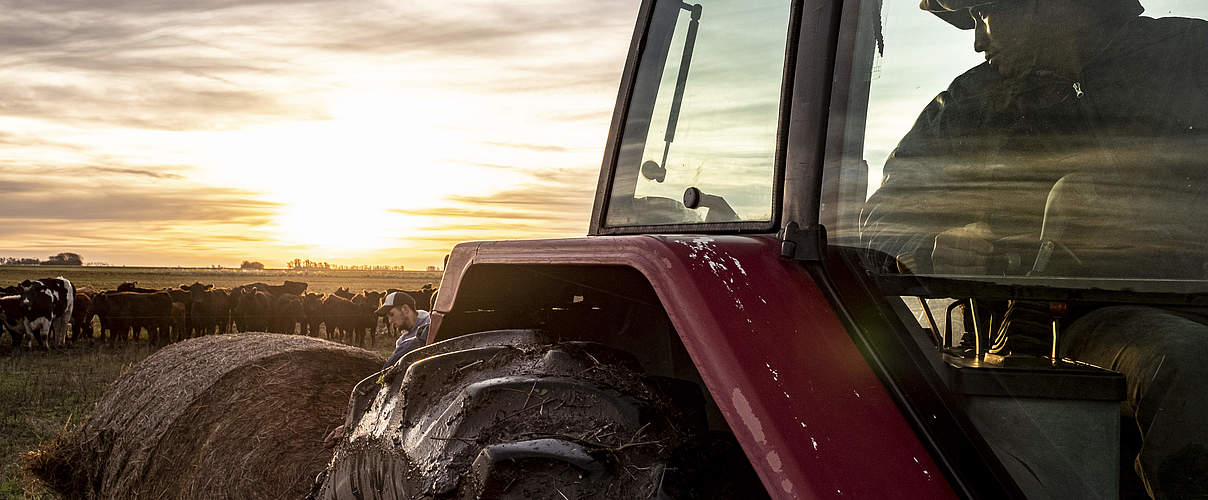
[34, 333, 383, 499]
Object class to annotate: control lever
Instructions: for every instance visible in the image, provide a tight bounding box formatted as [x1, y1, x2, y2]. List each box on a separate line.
[683, 187, 738, 223]
[1031, 175, 1092, 275]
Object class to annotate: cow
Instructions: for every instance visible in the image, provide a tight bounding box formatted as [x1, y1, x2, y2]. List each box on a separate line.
[332, 287, 355, 300]
[272, 294, 305, 334]
[302, 293, 325, 337]
[234, 288, 272, 333]
[183, 283, 232, 337]
[0, 295, 25, 348]
[349, 293, 381, 347]
[117, 282, 158, 293]
[95, 291, 172, 345]
[247, 280, 308, 296]
[170, 302, 187, 341]
[18, 277, 74, 349]
[321, 294, 359, 343]
[71, 290, 95, 342]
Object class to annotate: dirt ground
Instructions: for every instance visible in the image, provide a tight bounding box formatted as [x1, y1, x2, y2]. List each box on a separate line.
[0, 334, 397, 498]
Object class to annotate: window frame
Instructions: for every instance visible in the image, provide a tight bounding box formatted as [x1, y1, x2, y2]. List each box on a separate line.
[588, 0, 802, 236]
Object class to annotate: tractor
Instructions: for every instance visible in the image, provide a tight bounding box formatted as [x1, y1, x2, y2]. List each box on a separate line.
[313, 0, 1208, 498]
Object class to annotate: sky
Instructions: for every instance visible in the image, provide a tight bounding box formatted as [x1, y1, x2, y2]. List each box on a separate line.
[0, 0, 641, 268]
[1, 0, 1203, 269]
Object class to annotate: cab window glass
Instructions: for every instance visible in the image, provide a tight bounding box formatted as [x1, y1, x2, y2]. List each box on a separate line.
[829, 0, 1208, 285]
[824, 1, 1208, 498]
[605, 0, 790, 227]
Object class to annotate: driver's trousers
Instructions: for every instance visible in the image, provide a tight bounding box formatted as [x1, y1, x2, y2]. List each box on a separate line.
[1064, 306, 1208, 499]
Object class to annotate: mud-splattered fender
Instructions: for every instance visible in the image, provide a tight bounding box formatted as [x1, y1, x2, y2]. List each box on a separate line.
[430, 235, 956, 499]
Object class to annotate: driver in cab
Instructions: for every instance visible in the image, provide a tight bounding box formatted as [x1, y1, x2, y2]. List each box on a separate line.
[860, 0, 1208, 497]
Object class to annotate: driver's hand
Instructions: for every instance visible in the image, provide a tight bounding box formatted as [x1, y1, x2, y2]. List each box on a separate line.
[932, 222, 994, 274]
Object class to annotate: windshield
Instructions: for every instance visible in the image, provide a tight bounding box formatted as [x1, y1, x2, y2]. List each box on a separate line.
[826, 0, 1208, 297]
[824, 1, 1208, 498]
[604, 0, 791, 227]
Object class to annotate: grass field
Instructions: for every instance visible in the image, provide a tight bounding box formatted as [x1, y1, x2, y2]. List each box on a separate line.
[0, 266, 443, 295]
[0, 267, 430, 497]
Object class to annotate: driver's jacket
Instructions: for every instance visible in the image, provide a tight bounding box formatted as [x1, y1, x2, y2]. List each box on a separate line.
[860, 16, 1208, 275]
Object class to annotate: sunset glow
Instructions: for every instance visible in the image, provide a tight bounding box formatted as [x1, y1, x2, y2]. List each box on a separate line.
[0, 0, 635, 268]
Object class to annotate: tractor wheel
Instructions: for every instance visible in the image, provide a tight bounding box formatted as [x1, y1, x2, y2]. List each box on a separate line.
[314, 329, 765, 499]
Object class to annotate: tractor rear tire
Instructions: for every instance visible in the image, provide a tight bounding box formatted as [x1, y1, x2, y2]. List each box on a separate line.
[313, 329, 765, 499]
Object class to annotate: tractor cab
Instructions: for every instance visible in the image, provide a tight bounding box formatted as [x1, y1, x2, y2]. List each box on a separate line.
[587, 0, 1208, 498]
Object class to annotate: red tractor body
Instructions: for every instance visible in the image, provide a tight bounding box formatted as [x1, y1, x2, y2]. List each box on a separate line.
[429, 236, 955, 498]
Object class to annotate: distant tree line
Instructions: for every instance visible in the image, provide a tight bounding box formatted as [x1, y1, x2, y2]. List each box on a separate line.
[287, 258, 404, 271]
[1, 252, 83, 266]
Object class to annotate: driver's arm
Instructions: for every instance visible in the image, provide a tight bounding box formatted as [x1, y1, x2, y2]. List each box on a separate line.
[860, 65, 1010, 274]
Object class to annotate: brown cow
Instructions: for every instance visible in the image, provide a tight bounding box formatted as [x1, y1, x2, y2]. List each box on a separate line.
[71, 290, 95, 342]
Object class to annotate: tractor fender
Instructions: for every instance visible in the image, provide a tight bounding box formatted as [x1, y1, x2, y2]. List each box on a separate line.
[430, 235, 955, 500]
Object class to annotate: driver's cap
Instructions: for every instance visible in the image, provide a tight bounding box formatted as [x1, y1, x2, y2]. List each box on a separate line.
[921, 0, 1144, 30]
[375, 291, 416, 316]
[919, 0, 997, 30]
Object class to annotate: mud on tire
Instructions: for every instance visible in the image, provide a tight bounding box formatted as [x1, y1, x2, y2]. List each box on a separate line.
[313, 329, 764, 499]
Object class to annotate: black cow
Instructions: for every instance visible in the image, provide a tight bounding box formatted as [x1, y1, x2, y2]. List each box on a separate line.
[247, 281, 308, 296]
[94, 291, 172, 345]
[321, 294, 360, 343]
[349, 293, 381, 347]
[302, 293, 325, 337]
[183, 283, 232, 337]
[234, 288, 272, 332]
[0, 295, 25, 347]
[272, 294, 304, 334]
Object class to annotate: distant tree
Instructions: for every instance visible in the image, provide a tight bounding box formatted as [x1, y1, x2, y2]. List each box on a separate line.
[43, 252, 82, 265]
[240, 260, 265, 270]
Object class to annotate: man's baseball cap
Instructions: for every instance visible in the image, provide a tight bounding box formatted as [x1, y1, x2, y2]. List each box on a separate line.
[375, 291, 416, 315]
[921, 0, 1143, 30]
[920, 0, 996, 29]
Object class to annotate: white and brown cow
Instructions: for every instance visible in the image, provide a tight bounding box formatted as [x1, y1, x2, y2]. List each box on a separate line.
[19, 277, 74, 349]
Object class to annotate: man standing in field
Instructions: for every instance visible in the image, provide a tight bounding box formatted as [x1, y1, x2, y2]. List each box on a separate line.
[377, 291, 429, 369]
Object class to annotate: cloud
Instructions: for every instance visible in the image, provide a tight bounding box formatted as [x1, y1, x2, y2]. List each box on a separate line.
[484, 141, 570, 153]
[0, 174, 276, 223]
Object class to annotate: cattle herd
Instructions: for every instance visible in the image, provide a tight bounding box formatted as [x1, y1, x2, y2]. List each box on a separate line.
[0, 277, 437, 351]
